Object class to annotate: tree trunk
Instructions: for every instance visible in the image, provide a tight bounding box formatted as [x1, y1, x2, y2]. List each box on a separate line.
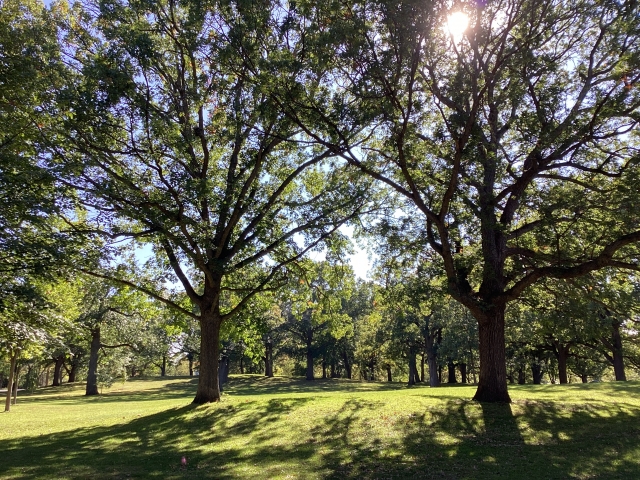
[4, 351, 18, 412]
[264, 340, 273, 377]
[420, 352, 425, 382]
[342, 349, 352, 379]
[448, 361, 457, 383]
[306, 339, 314, 381]
[160, 355, 167, 376]
[12, 365, 20, 405]
[193, 313, 222, 404]
[531, 362, 543, 385]
[330, 362, 337, 378]
[581, 374, 588, 383]
[556, 344, 569, 384]
[472, 309, 511, 403]
[52, 355, 64, 387]
[426, 334, 440, 387]
[86, 328, 101, 396]
[517, 367, 526, 385]
[386, 364, 392, 382]
[68, 361, 78, 383]
[322, 358, 327, 379]
[611, 321, 626, 381]
[460, 363, 467, 384]
[44, 366, 50, 387]
[218, 355, 229, 392]
[187, 353, 194, 377]
[408, 350, 418, 385]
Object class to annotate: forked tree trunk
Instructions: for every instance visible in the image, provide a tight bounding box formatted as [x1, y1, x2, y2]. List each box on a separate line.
[193, 313, 222, 404]
[472, 308, 511, 403]
[4, 351, 17, 412]
[86, 328, 101, 396]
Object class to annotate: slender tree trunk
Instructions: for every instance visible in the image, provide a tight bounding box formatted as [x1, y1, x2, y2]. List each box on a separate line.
[386, 364, 392, 382]
[611, 321, 626, 381]
[188, 353, 194, 377]
[322, 358, 327, 379]
[306, 339, 314, 381]
[556, 344, 569, 384]
[86, 328, 101, 396]
[12, 365, 20, 405]
[160, 355, 167, 376]
[330, 362, 337, 378]
[240, 355, 244, 374]
[218, 356, 229, 392]
[4, 351, 18, 412]
[472, 308, 511, 403]
[460, 363, 467, 383]
[448, 361, 457, 383]
[193, 312, 222, 404]
[517, 367, 526, 385]
[264, 340, 273, 377]
[420, 352, 425, 382]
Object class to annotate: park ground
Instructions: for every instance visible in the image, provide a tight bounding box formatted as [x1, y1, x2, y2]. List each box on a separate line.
[1, 376, 640, 479]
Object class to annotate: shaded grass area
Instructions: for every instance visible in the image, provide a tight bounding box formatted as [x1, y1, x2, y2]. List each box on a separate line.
[1, 376, 640, 479]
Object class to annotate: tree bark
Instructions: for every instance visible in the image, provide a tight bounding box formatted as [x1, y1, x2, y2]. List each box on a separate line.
[264, 339, 273, 377]
[386, 364, 392, 382]
[426, 334, 440, 387]
[52, 355, 64, 387]
[581, 374, 588, 383]
[460, 363, 467, 384]
[531, 362, 543, 385]
[517, 367, 526, 385]
[330, 362, 337, 378]
[472, 308, 511, 402]
[86, 328, 101, 396]
[408, 349, 419, 385]
[420, 352, 425, 382]
[160, 355, 167, 376]
[556, 343, 570, 384]
[448, 361, 457, 383]
[322, 358, 327, 379]
[306, 338, 314, 381]
[193, 312, 222, 404]
[4, 351, 17, 412]
[611, 321, 626, 381]
[12, 365, 20, 405]
[68, 360, 78, 383]
[187, 352, 194, 377]
[342, 349, 352, 379]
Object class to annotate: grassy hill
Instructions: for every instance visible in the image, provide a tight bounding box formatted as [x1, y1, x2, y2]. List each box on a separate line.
[1, 376, 639, 479]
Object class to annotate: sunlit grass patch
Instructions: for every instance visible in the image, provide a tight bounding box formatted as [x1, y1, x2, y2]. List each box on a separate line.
[1, 376, 640, 479]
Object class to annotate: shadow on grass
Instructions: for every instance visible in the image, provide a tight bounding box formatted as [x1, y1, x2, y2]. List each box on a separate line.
[3, 378, 640, 479]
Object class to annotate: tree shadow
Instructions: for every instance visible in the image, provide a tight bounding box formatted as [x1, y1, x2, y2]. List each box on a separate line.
[3, 380, 640, 479]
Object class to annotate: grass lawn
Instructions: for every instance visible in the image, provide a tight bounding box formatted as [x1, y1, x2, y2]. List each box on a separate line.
[1, 376, 640, 479]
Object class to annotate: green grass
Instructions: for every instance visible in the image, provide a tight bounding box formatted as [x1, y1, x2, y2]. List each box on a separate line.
[1, 376, 640, 479]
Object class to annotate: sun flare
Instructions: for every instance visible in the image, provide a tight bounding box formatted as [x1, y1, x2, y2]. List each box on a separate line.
[446, 11, 470, 39]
